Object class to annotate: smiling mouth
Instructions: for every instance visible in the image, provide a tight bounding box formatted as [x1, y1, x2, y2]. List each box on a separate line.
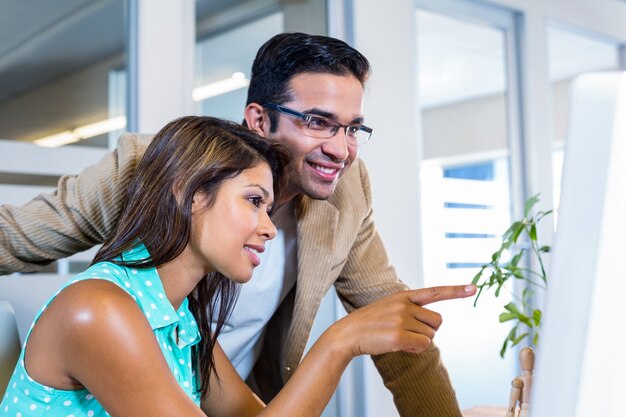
[244, 246, 261, 267]
[308, 162, 342, 178]
[312, 164, 337, 174]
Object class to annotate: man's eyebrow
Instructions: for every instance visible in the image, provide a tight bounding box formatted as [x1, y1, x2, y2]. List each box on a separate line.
[304, 108, 365, 124]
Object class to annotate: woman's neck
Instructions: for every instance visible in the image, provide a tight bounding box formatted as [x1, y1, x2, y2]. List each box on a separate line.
[156, 249, 209, 310]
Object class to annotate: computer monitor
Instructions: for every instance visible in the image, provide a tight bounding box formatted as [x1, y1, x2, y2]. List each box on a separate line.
[0, 301, 20, 397]
[531, 71, 626, 417]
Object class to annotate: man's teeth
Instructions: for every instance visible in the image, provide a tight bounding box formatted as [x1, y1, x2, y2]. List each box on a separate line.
[247, 247, 259, 256]
[313, 164, 336, 174]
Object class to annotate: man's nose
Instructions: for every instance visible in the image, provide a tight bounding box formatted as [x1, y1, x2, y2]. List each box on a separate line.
[321, 128, 350, 161]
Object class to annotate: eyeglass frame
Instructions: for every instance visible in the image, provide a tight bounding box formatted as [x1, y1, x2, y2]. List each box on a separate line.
[262, 102, 373, 145]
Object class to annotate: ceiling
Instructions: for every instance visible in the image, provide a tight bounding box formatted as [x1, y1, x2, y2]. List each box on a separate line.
[0, 0, 247, 105]
[0, 0, 124, 104]
[0, 1, 622, 141]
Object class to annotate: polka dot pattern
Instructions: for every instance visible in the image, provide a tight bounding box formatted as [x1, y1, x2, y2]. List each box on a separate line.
[0, 244, 201, 416]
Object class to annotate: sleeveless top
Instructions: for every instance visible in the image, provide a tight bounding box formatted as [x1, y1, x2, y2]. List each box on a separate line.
[0, 244, 201, 417]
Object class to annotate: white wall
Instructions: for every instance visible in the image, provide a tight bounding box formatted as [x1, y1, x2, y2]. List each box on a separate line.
[354, 0, 423, 289]
[350, 3, 422, 415]
[128, 0, 195, 133]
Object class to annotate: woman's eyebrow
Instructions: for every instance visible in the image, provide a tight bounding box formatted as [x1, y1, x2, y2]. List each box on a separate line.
[244, 184, 271, 197]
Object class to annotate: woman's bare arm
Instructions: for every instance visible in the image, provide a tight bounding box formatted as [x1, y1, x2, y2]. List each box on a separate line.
[26, 279, 206, 417]
[200, 344, 265, 417]
[201, 284, 476, 417]
[25, 280, 473, 417]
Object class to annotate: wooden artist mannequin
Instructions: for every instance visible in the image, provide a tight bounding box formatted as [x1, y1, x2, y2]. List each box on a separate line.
[504, 347, 534, 417]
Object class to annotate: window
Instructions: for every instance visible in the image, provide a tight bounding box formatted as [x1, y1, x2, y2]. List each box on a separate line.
[194, 12, 284, 121]
[416, 4, 522, 408]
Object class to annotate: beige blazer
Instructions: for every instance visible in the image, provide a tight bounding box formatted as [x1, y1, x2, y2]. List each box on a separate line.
[0, 133, 461, 417]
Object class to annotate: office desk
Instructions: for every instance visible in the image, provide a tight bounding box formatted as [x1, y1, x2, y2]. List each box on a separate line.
[463, 406, 507, 417]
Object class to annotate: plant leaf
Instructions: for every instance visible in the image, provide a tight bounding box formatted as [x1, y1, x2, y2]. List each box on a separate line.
[491, 249, 502, 262]
[472, 269, 484, 285]
[512, 332, 529, 346]
[499, 312, 517, 322]
[500, 339, 509, 358]
[469, 193, 552, 360]
[512, 269, 525, 279]
[536, 209, 553, 222]
[503, 302, 520, 314]
[504, 221, 521, 240]
[500, 327, 518, 358]
[510, 252, 524, 266]
[517, 315, 533, 328]
[509, 222, 524, 243]
[473, 285, 486, 307]
[524, 194, 540, 217]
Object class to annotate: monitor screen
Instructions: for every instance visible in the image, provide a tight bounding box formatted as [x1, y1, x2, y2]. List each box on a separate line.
[531, 71, 626, 417]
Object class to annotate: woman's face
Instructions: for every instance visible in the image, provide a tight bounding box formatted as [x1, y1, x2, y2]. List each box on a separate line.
[188, 162, 277, 283]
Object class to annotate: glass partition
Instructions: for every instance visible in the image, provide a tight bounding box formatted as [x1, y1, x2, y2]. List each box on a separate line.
[194, 11, 284, 122]
[416, 5, 520, 408]
[0, 1, 127, 148]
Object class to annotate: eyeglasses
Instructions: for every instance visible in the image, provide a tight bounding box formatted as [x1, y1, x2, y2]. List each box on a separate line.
[263, 102, 373, 145]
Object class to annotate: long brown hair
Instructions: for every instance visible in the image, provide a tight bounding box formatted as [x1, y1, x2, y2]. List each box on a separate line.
[93, 116, 290, 398]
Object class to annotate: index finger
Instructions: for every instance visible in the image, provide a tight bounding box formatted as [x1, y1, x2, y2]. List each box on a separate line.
[407, 284, 477, 307]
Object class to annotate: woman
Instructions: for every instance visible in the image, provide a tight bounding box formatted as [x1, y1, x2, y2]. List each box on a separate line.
[1, 116, 473, 417]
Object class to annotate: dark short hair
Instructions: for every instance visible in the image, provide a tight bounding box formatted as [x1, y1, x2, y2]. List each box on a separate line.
[246, 32, 371, 131]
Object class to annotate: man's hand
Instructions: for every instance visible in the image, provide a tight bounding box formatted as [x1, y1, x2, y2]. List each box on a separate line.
[329, 284, 477, 357]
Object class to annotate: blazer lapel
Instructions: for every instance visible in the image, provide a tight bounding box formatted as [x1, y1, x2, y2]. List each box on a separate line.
[282, 196, 339, 378]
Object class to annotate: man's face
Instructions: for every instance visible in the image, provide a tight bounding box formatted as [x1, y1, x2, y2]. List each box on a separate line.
[267, 73, 364, 201]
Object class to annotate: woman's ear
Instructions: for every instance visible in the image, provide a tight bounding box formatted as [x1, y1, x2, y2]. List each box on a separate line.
[191, 192, 206, 214]
[244, 103, 269, 137]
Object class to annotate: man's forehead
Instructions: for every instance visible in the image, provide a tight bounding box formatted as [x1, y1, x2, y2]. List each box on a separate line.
[286, 72, 365, 118]
[287, 71, 364, 90]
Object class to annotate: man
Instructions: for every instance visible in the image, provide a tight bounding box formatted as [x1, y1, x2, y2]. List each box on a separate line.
[0, 33, 465, 416]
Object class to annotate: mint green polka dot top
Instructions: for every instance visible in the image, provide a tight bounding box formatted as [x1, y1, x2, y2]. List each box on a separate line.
[0, 244, 201, 417]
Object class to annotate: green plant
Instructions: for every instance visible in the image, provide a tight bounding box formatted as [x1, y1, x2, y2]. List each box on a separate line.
[471, 194, 552, 358]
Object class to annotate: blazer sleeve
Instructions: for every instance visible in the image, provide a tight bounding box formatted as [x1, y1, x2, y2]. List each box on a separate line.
[0, 133, 151, 275]
[333, 159, 463, 417]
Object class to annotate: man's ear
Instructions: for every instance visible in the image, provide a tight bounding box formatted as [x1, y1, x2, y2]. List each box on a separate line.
[244, 103, 269, 138]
